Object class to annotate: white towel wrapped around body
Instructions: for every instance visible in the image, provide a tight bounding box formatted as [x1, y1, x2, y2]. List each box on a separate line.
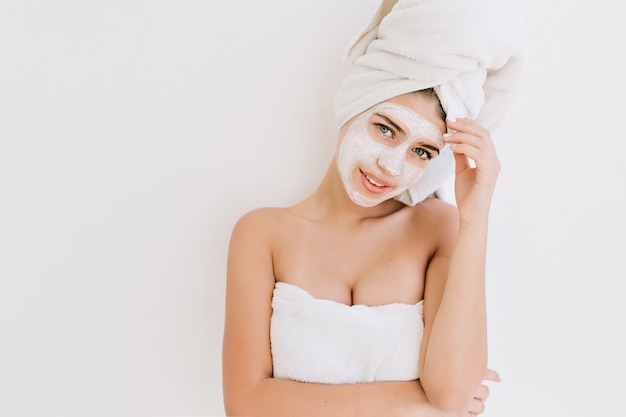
[334, 0, 526, 205]
[270, 282, 424, 384]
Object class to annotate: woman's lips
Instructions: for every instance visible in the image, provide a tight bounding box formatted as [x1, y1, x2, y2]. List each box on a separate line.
[359, 170, 391, 194]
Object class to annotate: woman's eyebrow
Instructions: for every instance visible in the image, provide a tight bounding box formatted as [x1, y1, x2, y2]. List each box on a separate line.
[421, 143, 441, 154]
[374, 113, 405, 135]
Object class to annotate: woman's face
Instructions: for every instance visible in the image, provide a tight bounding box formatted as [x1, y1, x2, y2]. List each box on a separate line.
[337, 93, 446, 207]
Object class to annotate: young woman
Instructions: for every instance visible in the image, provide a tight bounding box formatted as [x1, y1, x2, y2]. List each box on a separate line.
[222, 0, 524, 415]
[222, 89, 501, 416]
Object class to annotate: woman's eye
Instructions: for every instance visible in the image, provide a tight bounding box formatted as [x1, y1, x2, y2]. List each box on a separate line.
[413, 148, 432, 160]
[376, 124, 394, 138]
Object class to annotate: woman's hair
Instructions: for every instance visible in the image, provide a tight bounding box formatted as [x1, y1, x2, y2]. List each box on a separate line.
[416, 88, 447, 122]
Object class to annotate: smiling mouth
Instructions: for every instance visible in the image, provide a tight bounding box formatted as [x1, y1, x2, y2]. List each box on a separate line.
[365, 174, 385, 187]
[359, 170, 391, 193]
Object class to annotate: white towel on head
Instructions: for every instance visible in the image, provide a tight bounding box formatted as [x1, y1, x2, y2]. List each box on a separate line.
[334, 0, 527, 206]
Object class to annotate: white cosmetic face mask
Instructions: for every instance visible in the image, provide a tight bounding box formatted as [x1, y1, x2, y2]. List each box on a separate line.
[337, 102, 444, 207]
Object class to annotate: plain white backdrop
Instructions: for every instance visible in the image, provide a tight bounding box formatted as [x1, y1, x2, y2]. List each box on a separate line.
[1, 1, 624, 416]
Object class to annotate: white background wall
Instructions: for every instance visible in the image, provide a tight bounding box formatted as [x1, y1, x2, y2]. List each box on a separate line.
[1, 1, 624, 416]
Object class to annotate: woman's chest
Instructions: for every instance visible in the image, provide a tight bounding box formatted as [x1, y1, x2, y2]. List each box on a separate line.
[272, 221, 433, 306]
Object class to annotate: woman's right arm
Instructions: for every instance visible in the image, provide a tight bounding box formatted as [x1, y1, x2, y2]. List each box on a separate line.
[222, 209, 436, 417]
[222, 209, 490, 417]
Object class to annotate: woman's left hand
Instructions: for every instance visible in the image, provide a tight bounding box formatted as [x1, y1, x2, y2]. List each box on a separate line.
[444, 118, 501, 226]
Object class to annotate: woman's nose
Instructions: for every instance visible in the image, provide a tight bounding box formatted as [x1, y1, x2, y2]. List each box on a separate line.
[377, 154, 402, 176]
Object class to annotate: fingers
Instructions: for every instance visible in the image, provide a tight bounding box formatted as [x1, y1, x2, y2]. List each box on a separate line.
[447, 118, 490, 139]
[466, 397, 486, 415]
[445, 118, 501, 179]
[483, 368, 501, 383]
[450, 144, 472, 174]
[445, 119, 494, 160]
[473, 384, 490, 402]
[465, 384, 489, 415]
[464, 369, 500, 416]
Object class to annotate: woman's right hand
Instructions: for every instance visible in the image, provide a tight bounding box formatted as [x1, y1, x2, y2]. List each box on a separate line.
[444, 118, 501, 226]
[461, 368, 500, 416]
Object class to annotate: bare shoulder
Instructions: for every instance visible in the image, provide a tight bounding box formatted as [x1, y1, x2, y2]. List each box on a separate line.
[407, 197, 460, 244]
[416, 197, 459, 224]
[226, 207, 291, 297]
[230, 207, 290, 242]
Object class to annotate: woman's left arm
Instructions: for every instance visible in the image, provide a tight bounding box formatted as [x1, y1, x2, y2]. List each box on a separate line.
[418, 118, 501, 412]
